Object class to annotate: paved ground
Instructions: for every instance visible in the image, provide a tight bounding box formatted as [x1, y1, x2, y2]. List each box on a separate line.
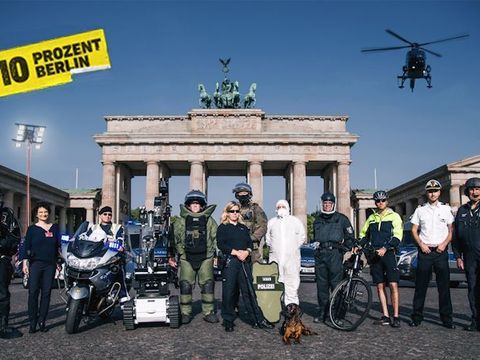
[3, 275, 480, 360]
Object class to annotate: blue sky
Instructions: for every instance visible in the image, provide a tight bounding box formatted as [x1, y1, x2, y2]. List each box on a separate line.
[1, 1, 479, 218]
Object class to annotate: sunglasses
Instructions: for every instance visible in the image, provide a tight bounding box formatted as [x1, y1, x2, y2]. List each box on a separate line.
[101, 213, 113, 216]
[228, 210, 240, 213]
[427, 189, 440, 193]
[375, 199, 387, 203]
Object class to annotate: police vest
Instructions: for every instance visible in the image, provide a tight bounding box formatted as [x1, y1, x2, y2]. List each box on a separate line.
[184, 215, 208, 267]
[314, 213, 344, 244]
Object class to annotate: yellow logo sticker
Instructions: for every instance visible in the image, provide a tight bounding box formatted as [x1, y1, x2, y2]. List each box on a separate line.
[0, 29, 110, 97]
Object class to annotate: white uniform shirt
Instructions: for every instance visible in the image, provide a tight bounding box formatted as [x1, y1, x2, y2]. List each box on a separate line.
[410, 202, 454, 246]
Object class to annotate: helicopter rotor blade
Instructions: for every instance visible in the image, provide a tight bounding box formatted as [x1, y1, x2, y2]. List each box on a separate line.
[385, 29, 414, 45]
[361, 45, 411, 53]
[420, 47, 442, 58]
[419, 34, 469, 47]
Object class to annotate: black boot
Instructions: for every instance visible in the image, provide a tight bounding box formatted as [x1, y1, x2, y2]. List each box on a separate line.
[252, 318, 275, 329]
[223, 320, 234, 332]
[464, 319, 478, 332]
[38, 320, 47, 332]
[0, 316, 23, 339]
[29, 318, 37, 334]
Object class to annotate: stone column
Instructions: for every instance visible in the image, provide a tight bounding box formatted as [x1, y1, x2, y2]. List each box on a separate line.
[449, 184, 461, 208]
[59, 207, 67, 234]
[145, 161, 160, 210]
[67, 211, 74, 235]
[284, 165, 293, 206]
[102, 161, 116, 212]
[189, 161, 204, 192]
[358, 208, 367, 234]
[395, 204, 403, 217]
[405, 199, 414, 219]
[49, 204, 56, 223]
[86, 207, 94, 223]
[2, 190, 14, 209]
[248, 161, 263, 207]
[336, 161, 351, 219]
[292, 161, 307, 231]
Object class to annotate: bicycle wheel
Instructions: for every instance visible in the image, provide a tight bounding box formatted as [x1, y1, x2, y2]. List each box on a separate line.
[329, 277, 372, 331]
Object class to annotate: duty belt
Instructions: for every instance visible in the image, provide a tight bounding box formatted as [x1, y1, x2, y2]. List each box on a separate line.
[318, 241, 341, 251]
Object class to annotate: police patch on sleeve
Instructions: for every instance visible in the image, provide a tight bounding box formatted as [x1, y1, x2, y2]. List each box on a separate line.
[346, 227, 353, 234]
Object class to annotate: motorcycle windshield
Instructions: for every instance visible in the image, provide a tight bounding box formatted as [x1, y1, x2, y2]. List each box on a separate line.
[68, 239, 108, 259]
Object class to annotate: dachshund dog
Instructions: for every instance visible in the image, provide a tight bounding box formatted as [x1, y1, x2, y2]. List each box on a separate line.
[280, 303, 317, 345]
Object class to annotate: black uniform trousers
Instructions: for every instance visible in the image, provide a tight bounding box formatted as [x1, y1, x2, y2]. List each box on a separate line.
[314, 248, 343, 318]
[464, 254, 480, 322]
[0, 256, 13, 318]
[411, 250, 453, 323]
[221, 257, 264, 323]
[28, 260, 56, 323]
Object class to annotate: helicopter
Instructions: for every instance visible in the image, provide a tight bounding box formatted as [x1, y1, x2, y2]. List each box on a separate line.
[362, 29, 469, 91]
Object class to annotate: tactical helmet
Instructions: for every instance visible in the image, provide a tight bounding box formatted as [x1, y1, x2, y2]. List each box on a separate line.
[425, 179, 442, 191]
[373, 190, 389, 202]
[232, 182, 252, 194]
[184, 190, 207, 207]
[464, 177, 480, 196]
[321, 192, 336, 203]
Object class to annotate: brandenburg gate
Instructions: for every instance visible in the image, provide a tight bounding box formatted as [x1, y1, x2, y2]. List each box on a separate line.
[94, 109, 358, 228]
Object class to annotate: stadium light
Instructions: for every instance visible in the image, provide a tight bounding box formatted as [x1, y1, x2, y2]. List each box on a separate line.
[12, 123, 47, 227]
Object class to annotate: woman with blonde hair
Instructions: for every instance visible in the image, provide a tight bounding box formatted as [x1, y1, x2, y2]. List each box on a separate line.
[216, 201, 274, 332]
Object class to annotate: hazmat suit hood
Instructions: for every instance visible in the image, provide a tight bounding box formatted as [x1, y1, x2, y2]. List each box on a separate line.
[275, 200, 290, 218]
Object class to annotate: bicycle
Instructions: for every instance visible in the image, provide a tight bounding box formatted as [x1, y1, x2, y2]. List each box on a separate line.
[329, 246, 372, 331]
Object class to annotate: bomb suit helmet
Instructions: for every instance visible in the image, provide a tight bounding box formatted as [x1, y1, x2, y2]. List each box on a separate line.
[184, 190, 207, 207]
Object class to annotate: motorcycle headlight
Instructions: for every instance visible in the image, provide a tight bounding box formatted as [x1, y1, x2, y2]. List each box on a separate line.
[66, 254, 102, 270]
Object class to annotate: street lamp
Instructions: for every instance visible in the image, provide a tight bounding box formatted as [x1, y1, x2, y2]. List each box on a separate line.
[12, 123, 46, 228]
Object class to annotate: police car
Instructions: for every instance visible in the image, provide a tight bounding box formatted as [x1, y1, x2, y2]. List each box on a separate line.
[300, 244, 316, 281]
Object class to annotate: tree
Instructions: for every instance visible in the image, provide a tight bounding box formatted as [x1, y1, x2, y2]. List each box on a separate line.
[307, 211, 320, 242]
[130, 207, 140, 221]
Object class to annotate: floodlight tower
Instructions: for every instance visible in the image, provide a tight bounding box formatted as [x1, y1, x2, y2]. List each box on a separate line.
[12, 123, 46, 227]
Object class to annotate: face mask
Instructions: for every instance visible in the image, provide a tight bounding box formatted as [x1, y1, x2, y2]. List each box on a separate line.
[237, 194, 251, 205]
[276, 208, 289, 217]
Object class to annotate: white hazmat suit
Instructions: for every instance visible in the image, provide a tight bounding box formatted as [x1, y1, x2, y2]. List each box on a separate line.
[266, 200, 306, 305]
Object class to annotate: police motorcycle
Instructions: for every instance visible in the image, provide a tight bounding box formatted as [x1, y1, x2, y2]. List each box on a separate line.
[122, 179, 181, 330]
[62, 222, 125, 334]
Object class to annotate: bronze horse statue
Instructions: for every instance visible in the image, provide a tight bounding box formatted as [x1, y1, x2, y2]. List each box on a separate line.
[198, 84, 212, 109]
[243, 83, 256, 109]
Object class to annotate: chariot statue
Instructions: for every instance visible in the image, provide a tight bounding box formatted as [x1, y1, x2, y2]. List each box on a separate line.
[198, 59, 257, 109]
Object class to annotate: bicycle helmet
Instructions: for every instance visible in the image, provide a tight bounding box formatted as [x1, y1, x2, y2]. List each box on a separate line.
[373, 190, 388, 202]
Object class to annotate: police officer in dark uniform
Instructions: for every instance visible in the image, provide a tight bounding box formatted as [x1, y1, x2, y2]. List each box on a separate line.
[0, 194, 23, 339]
[453, 177, 480, 331]
[311, 192, 355, 323]
[232, 183, 268, 264]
